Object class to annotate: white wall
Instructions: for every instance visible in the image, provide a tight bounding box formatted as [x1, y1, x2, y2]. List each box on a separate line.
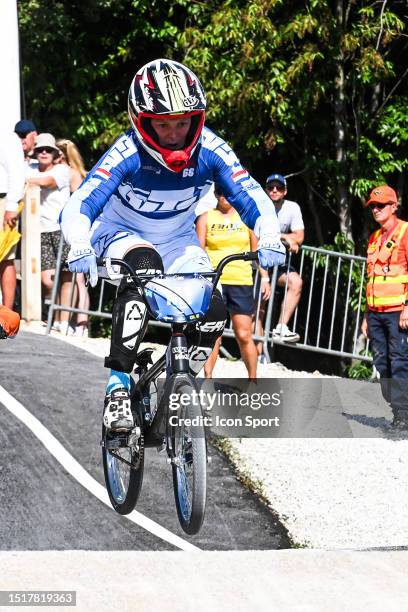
[0, 1, 20, 131]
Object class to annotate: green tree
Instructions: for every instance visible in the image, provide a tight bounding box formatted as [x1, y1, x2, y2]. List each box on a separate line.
[18, 0, 188, 162]
[179, 0, 407, 244]
[18, 0, 407, 246]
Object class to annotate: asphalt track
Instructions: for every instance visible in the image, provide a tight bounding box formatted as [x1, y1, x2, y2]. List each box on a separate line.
[0, 332, 291, 551]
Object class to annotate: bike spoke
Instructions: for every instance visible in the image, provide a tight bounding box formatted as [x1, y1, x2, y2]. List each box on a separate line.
[177, 467, 192, 519]
[103, 424, 145, 514]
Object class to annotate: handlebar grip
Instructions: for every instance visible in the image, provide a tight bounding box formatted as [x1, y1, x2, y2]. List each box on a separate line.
[242, 251, 259, 262]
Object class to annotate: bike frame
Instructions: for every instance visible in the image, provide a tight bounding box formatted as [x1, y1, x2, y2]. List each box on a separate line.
[99, 250, 261, 530]
[97, 251, 259, 453]
[134, 326, 195, 456]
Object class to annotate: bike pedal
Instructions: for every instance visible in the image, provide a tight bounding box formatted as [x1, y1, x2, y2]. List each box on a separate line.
[104, 437, 124, 450]
[127, 427, 141, 447]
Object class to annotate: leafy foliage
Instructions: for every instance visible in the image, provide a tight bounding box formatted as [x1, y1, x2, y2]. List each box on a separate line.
[18, 0, 407, 240]
[18, 0, 190, 161]
[345, 358, 373, 380]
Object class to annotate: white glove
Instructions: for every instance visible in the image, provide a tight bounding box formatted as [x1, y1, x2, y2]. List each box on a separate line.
[258, 234, 286, 268]
[67, 238, 98, 287]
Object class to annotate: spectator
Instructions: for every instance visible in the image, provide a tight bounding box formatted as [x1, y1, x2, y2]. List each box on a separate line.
[56, 138, 89, 337]
[361, 185, 408, 429]
[0, 130, 25, 309]
[56, 138, 86, 192]
[196, 184, 271, 379]
[14, 119, 38, 167]
[26, 133, 72, 332]
[256, 173, 304, 357]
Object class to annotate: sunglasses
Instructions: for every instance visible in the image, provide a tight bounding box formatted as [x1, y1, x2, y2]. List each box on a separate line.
[35, 147, 55, 154]
[266, 184, 285, 192]
[369, 203, 391, 211]
[16, 131, 31, 138]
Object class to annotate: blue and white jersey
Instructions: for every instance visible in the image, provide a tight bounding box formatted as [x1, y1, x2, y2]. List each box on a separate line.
[60, 126, 279, 248]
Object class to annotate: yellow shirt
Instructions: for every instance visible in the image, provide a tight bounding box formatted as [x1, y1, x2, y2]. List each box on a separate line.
[205, 209, 253, 285]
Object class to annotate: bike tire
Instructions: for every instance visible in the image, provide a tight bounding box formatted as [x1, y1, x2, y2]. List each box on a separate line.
[170, 378, 207, 535]
[102, 413, 145, 515]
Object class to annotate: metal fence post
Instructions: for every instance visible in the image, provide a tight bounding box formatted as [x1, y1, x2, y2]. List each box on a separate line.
[261, 265, 279, 362]
[46, 231, 65, 333]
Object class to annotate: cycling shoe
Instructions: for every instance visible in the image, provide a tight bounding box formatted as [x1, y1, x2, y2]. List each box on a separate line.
[103, 388, 134, 432]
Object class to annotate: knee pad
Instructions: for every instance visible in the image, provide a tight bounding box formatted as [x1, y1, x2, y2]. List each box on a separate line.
[117, 246, 164, 295]
[185, 291, 227, 348]
[105, 287, 149, 372]
[197, 291, 227, 347]
[105, 247, 163, 372]
[185, 291, 227, 375]
[123, 246, 163, 276]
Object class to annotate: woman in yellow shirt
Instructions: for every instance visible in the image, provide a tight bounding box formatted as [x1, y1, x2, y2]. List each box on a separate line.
[196, 184, 271, 379]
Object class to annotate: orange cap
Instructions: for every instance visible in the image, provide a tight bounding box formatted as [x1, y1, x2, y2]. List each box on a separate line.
[365, 185, 398, 207]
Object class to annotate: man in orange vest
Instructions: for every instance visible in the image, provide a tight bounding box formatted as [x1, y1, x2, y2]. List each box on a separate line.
[361, 185, 408, 428]
[0, 305, 20, 339]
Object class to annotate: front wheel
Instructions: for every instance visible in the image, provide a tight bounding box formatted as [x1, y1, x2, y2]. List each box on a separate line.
[102, 409, 144, 515]
[170, 379, 207, 535]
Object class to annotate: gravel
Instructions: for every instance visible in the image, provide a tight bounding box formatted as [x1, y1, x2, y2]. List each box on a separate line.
[20, 321, 408, 549]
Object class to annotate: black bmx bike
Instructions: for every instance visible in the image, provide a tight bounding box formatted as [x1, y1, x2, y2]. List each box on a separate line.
[99, 251, 258, 535]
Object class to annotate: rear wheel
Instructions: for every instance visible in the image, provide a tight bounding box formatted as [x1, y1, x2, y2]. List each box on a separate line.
[170, 378, 207, 535]
[102, 409, 144, 515]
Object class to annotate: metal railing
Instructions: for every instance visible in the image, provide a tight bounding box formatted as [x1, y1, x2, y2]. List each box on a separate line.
[45, 233, 372, 364]
[267, 246, 371, 362]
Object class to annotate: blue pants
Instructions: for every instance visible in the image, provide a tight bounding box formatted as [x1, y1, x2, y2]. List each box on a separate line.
[367, 310, 408, 416]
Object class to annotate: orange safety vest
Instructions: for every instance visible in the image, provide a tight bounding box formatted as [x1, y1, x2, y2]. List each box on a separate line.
[366, 220, 408, 310]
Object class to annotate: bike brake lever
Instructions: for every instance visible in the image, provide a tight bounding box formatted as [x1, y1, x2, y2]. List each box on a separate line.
[97, 256, 124, 281]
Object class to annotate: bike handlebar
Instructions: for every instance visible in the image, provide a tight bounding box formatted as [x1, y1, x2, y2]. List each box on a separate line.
[96, 250, 259, 289]
[211, 251, 258, 288]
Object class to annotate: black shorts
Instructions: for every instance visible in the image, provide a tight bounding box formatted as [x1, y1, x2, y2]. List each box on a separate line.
[253, 259, 297, 303]
[277, 257, 297, 277]
[221, 284, 254, 316]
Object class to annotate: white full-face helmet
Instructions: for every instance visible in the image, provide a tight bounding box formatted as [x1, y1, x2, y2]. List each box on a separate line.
[128, 58, 206, 172]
